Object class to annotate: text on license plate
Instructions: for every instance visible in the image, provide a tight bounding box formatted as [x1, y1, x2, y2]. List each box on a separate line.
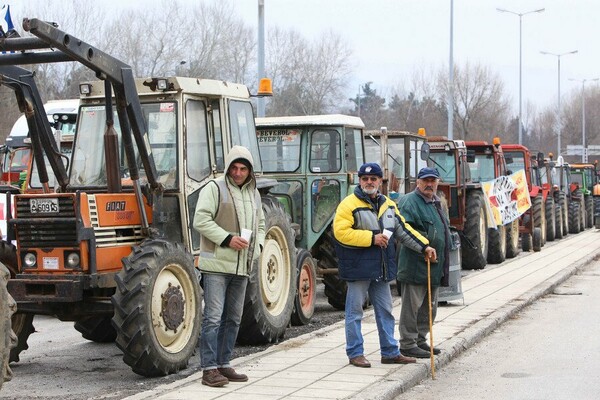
[30, 198, 59, 213]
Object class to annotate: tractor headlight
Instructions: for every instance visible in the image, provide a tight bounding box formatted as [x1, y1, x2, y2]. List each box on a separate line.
[24, 253, 37, 268]
[66, 252, 80, 268]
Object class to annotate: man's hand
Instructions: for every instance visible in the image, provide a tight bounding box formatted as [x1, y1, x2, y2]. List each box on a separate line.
[424, 246, 437, 262]
[229, 236, 250, 251]
[374, 233, 389, 248]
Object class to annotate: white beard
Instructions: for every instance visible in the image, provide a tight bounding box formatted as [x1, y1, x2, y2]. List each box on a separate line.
[362, 187, 377, 195]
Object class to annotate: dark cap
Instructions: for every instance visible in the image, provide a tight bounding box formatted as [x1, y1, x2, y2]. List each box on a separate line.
[231, 157, 252, 171]
[358, 162, 383, 177]
[417, 167, 440, 179]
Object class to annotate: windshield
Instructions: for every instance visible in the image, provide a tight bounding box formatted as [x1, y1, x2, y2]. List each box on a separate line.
[229, 100, 262, 174]
[469, 154, 495, 183]
[428, 151, 457, 184]
[504, 151, 525, 174]
[71, 103, 177, 189]
[571, 172, 583, 186]
[257, 128, 302, 172]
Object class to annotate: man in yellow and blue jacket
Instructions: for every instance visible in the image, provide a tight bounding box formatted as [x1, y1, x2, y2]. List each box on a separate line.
[333, 162, 436, 368]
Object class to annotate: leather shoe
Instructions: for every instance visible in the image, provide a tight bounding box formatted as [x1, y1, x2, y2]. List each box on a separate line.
[381, 354, 416, 364]
[401, 346, 432, 359]
[202, 369, 229, 387]
[349, 355, 371, 368]
[418, 342, 441, 355]
[218, 367, 248, 382]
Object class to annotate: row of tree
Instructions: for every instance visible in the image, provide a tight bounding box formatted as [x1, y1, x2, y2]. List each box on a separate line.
[0, 0, 598, 159]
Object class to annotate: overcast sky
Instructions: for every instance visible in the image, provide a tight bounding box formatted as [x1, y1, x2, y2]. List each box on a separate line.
[234, 0, 596, 115]
[5, 0, 598, 116]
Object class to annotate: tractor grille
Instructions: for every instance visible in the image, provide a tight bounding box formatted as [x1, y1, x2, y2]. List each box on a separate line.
[15, 196, 78, 248]
[88, 195, 144, 247]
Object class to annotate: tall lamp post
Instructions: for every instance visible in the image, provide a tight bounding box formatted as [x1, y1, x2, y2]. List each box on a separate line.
[569, 78, 599, 162]
[497, 7, 545, 145]
[540, 50, 578, 156]
[257, 0, 266, 117]
[448, 0, 454, 139]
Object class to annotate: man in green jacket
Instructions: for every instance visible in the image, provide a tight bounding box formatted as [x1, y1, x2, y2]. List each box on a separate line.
[397, 167, 450, 358]
[194, 146, 266, 387]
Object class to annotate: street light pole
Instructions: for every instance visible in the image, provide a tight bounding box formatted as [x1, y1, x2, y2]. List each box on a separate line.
[569, 77, 599, 162]
[448, 0, 454, 139]
[540, 50, 578, 156]
[257, 0, 266, 117]
[497, 7, 545, 145]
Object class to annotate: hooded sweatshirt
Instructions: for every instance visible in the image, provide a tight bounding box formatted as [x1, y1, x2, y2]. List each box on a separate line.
[193, 146, 266, 276]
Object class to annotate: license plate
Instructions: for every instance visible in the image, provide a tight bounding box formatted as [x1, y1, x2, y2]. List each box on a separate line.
[30, 198, 59, 214]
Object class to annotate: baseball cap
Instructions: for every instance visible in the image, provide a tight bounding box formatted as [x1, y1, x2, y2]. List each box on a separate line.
[358, 162, 383, 177]
[417, 167, 440, 179]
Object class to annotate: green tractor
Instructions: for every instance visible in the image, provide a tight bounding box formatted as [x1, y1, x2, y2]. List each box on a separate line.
[256, 115, 365, 315]
[569, 163, 596, 229]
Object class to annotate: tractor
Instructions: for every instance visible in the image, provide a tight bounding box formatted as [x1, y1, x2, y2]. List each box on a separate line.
[501, 145, 546, 251]
[1, 18, 296, 377]
[421, 136, 489, 270]
[569, 163, 596, 229]
[255, 114, 365, 313]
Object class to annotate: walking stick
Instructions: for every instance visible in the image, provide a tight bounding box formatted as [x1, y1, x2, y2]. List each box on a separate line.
[427, 256, 435, 379]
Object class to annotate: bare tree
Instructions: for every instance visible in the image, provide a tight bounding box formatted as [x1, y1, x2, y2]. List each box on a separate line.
[438, 62, 511, 141]
[266, 27, 352, 116]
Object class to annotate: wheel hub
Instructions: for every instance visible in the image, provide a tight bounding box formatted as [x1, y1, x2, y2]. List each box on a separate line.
[160, 283, 185, 332]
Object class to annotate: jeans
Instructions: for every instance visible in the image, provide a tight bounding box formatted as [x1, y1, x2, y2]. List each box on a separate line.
[345, 280, 400, 359]
[200, 273, 248, 370]
[399, 282, 439, 350]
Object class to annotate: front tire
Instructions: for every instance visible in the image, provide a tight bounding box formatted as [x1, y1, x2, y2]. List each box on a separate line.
[487, 224, 506, 264]
[290, 249, 317, 326]
[505, 219, 520, 258]
[239, 196, 296, 344]
[112, 240, 201, 377]
[545, 197, 556, 242]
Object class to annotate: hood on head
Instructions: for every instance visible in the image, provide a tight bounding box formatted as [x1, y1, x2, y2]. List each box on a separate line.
[225, 145, 255, 172]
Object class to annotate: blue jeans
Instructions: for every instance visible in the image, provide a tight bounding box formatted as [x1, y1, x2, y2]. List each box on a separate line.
[200, 273, 248, 370]
[345, 280, 400, 359]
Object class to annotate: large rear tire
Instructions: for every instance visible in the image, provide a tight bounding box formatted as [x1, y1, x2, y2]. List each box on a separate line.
[532, 196, 546, 245]
[112, 240, 201, 377]
[290, 249, 316, 326]
[545, 197, 556, 242]
[74, 316, 117, 343]
[487, 224, 506, 264]
[462, 190, 488, 270]
[558, 191, 569, 237]
[0, 241, 35, 364]
[505, 219, 520, 258]
[239, 196, 296, 344]
[554, 203, 564, 239]
[585, 195, 594, 229]
[315, 228, 346, 310]
[568, 199, 581, 234]
[1, 263, 17, 390]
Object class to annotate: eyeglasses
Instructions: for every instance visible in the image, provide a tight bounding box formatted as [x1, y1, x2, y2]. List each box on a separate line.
[360, 176, 379, 182]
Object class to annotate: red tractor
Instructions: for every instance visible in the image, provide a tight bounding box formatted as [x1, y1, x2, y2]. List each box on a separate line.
[501, 144, 545, 251]
[464, 139, 518, 264]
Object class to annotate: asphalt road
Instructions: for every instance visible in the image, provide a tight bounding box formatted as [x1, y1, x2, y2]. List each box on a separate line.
[398, 259, 600, 400]
[0, 284, 344, 400]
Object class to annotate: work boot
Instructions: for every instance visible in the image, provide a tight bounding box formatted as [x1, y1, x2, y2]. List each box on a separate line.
[418, 342, 441, 355]
[218, 367, 248, 382]
[349, 355, 371, 368]
[202, 369, 229, 387]
[401, 346, 431, 359]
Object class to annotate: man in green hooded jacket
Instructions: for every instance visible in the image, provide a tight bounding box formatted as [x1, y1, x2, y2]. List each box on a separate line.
[397, 167, 450, 358]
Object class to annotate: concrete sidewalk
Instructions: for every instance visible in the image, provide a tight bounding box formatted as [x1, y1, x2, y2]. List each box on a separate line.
[125, 229, 600, 400]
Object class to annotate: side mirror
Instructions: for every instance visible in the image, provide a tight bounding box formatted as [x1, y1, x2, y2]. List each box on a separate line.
[537, 152, 545, 167]
[466, 149, 476, 163]
[420, 142, 430, 161]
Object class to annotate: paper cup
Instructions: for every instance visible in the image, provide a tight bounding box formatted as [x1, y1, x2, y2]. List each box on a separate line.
[241, 228, 252, 242]
[382, 229, 393, 239]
